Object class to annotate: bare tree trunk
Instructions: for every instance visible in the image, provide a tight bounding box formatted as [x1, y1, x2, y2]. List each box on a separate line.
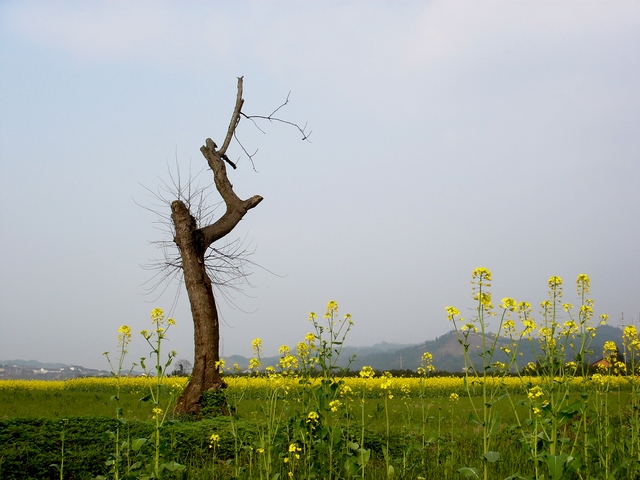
[171, 200, 225, 413]
[172, 77, 263, 415]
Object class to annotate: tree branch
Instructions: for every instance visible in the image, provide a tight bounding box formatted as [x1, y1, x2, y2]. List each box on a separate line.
[218, 76, 245, 158]
[199, 87, 264, 246]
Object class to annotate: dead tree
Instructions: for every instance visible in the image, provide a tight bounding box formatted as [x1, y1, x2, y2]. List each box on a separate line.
[172, 78, 258, 414]
[169, 77, 305, 414]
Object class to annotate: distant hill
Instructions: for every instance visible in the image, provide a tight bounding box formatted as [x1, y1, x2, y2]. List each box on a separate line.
[220, 325, 629, 373]
[0, 360, 110, 380]
[1, 325, 628, 378]
[368, 324, 627, 373]
[2, 359, 77, 369]
[349, 324, 627, 373]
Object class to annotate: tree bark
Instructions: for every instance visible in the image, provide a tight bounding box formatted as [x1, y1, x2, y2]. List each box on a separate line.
[173, 77, 263, 414]
[171, 200, 225, 413]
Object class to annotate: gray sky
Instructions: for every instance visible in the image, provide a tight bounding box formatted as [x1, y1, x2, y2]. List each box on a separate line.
[1, 1, 639, 370]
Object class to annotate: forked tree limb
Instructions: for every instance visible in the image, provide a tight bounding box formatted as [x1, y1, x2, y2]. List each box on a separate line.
[199, 138, 263, 247]
[219, 77, 245, 158]
[194, 77, 263, 247]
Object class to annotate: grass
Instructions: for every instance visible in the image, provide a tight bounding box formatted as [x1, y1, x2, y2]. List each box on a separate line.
[0, 389, 150, 419]
[1, 379, 638, 479]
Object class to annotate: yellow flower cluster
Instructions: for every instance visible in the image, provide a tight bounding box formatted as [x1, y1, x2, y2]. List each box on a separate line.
[472, 267, 492, 283]
[2, 374, 636, 398]
[359, 366, 375, 379]
[624, 325, 640, 352]
[445, 306, 460, 321]
[0, 376, 188, 393]
[417, 352, 436, 375]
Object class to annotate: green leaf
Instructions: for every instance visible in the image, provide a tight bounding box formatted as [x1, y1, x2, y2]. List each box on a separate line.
[565, 455, 583, 475]
[162, 460, 186, 472]
[358, 448, 371, 465]
[458, 467, 480, 478]
[425, 434, 438, 444]
[545, 453, 573, 480]
[387, 464, 395, 477]
[131, 437, 148, 451]
[557, 401, 583, 425]
[483, 451, 500, 463]
[344, 456, 360, 475]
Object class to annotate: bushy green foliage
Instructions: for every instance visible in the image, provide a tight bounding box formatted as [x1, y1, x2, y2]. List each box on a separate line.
[0, 416, 242, 480]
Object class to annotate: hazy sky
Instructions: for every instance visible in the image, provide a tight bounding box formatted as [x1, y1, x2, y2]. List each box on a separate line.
[1, 1, 639, 370]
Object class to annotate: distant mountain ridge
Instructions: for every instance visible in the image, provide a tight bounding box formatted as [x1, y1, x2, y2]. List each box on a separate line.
[0, 360, 110, 380]
[222, 324, 628, 373]
[2, 359, 83, 370]
[1, 325, 628, 378]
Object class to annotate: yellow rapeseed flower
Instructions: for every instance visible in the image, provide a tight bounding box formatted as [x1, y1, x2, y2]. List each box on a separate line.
[359, 366, 375, 379]
[500, 298, 517, 311]
[279, 345, 290, 355]
[474, 292, 492, 307]
[445, 306, 460, 321]
[503, 320, 516, 333]
[329, 400, 342, 412]
[623, 325, 639, 350]
[548, 276, 563, 290]
[576, 274, 590, 295]
[528, 386, 544, 399]
[215, 359, 226, 372]
[326, 300, 338, 312]
[249, 358, 261, 371]
[472, 267, 492, 282]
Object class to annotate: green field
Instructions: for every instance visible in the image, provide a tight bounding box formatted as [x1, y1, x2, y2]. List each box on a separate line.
[1, 376, 639, 480]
